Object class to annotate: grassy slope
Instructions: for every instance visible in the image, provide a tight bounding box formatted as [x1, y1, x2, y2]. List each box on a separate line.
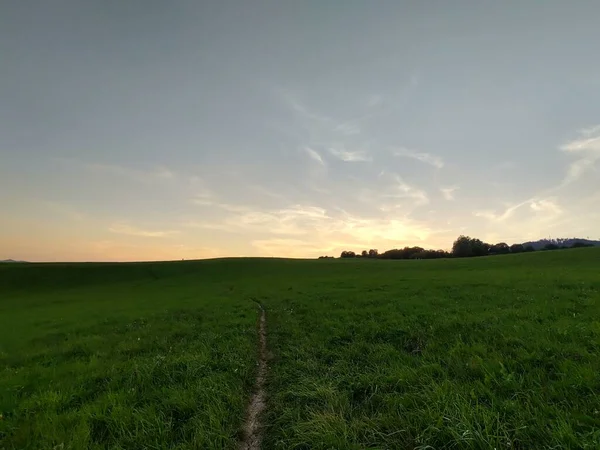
[0, 260, 265, 449]
[1, 250, 599, 449]
[263, 250, 600, 449]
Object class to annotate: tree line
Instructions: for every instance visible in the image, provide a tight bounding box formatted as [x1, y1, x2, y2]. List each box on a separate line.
[321, 235, 595, 260]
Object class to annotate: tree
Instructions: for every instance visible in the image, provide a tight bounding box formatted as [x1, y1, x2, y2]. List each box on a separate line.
[361, 250, 368, 258]
[473, 239, 491, 256]
[340, 251, 356, 258]
[510, 243, 525, 253]
[524, 245, 535, 252]
[452, 235, 490, 257]
[452, 236, 474, 257]
[380, 246, 424, 260]
[543, 243, 560, 251]
[490, 242, 510, 255]
[571, 241, 592, 248]
[368, 249, 379, 258]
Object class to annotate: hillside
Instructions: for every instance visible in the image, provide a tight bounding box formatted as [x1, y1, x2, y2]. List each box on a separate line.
[1, 248, 599, 448]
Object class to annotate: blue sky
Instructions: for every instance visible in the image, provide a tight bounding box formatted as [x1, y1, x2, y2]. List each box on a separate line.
[1, 1, 599, 261]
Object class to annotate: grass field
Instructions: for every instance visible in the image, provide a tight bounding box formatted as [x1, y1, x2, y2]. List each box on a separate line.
[1, 249, 600, 449]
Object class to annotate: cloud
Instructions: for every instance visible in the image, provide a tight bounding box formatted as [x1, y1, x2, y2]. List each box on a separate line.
[281, 90, 368, 136]
[251, 239, 329, 257]
[474, 197, 562, 223]
[333, 122, 361, 136]
[580, 124, 600, 136]
[560, 126, 600, 185]
[44, 201, 85, 221]
[282, 92, 331, 125]
[191, 196, 213, 206]
[356, 173, 429, 212]
[303, 146, 325, 165]
[184, 204, 327, 236]
[109, 223, 180, 238]
[474, 199, 531, 222]
[494, 161, 516, 171]
[472, 196, 569, 244]
[367, 94, 383, 108]
[327, 145, 372, 162]
[393, 148, 444, 169]
[440, 186, 459, 201]
[85, 162, 175, 183]
[530, 199, 562, 215]
[386, 175, 429, 205]
[333, 215, 432, 245]
[278, 89, 379, 153]
[190, 188, 214, 206]
[182, 200, 433, 256]
[247, 185, 289, 202]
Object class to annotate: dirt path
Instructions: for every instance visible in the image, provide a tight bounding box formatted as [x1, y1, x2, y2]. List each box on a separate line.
[239, 302, 268, 450]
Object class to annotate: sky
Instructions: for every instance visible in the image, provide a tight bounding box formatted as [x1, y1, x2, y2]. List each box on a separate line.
[1, 1, 600, 262]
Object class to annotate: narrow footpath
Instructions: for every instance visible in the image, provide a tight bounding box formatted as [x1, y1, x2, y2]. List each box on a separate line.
[239, 302, 268, 450]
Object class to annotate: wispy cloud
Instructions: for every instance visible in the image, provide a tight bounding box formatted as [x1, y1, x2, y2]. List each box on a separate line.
[580, 124, 600, 136]
[44, 201, 85, 221]
[393, 148, 444, 169]
[327, 145, 371, 162]
[474, 197, 562, 223]
[190, 188, 214, 206]
[440, 186, 459, 201]
[278, 90, 381, 167]
[183, 204, 327, 236]
[367, 94, 383, 108]
[358, 172, 429, 211]
[387, 175, 429, 205]
[474, 199, 531, 222]
[283, 91, 332, 126]
[472, 196, 568, 245]
[303, 146, 325, 165]
[183, 200, 433, 256]
[494, 161, 516, 171]
[530, 199, 562, 215]
[85, 162, 175, 183]
[333, 122, 361, 136]
[560, 126, 600, 185]
[248, 185, 289, 202]
[191, 196, 213, 206]
[281, 90, 369, 136]
[109, 222, 180, 238]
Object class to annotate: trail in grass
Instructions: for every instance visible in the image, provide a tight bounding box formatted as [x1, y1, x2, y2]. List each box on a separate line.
[239, 302, 268, 450]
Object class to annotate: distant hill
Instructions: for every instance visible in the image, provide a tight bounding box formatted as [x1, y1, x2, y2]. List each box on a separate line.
[521, 238, 600, 250]
[0, 259, 28, 263]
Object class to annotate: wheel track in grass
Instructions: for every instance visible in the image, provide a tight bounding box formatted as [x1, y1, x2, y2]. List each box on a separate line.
[239, 301, 268, 450]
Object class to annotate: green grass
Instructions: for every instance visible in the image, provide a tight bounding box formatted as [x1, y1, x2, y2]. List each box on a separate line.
[1, 250, 600, 448]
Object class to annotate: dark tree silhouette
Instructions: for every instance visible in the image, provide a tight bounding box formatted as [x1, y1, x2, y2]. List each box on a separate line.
[543, 243, 560, 251]
[452, 236, 490, 257]
[380, 246, 425, 259]
[331, 234, 595, 261]
[452, 236, 474, 257]
[490, 242, 510, 255]
[510, 243, 525, 253]
[571, 241, 592, 248]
